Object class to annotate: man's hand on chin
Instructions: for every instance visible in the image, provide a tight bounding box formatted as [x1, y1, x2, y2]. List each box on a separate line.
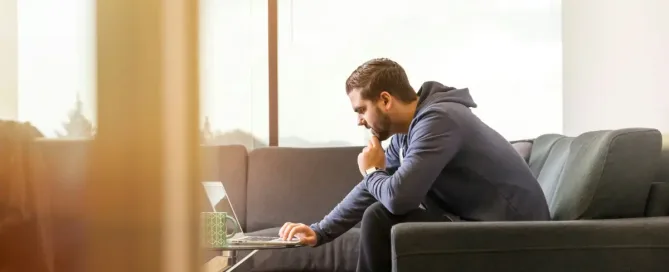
[357, 136, 386, 176]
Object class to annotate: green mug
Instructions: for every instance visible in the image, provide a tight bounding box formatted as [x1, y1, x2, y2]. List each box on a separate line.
[200, 212, 239, 248]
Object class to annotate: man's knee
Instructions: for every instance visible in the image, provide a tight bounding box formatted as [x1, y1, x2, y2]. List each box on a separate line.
[362, 202, 392, 224]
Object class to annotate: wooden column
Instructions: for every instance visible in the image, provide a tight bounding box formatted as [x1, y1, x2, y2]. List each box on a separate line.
[268, 0, 278, 146]
[88, 0, 201, 271]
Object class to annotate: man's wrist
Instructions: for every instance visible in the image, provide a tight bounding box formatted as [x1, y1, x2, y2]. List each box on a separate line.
[364, 166, 383, 176]
[309, 224, 323, 247]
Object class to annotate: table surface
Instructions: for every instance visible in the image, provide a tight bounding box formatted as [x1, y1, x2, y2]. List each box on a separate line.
[203, 255, 232, 272]
[203, 244, 303, 272]
[203, 250, 259, 272]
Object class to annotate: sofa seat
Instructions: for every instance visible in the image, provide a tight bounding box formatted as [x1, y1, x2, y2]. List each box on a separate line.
[245, 227, 360, 272]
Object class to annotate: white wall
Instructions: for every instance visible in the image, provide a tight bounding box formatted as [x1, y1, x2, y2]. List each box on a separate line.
[563, 0, 669, 135]
[0, 0, 18, 120]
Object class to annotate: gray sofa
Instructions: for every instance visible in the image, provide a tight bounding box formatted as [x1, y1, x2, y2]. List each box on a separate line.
[200, 128, 669, 271]
[34, 128, 669, 271]
[392, 129, 669, 272]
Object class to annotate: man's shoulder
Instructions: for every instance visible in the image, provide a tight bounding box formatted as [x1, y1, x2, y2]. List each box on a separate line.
[415, 101, 474, 122]
[410, 103, 474, 138]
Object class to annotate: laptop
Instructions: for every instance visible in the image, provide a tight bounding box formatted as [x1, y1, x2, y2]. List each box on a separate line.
[201, 181, 301, 246]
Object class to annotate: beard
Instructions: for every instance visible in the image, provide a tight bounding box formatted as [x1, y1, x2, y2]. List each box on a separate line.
[370, 108, 392, 141]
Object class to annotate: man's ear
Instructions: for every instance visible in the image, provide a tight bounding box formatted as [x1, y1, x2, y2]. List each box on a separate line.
[380, 92, 392, 109]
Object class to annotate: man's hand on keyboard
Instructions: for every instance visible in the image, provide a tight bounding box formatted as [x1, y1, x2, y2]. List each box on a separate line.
[279, 222, 317, 247]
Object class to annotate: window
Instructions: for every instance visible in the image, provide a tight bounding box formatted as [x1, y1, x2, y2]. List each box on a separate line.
[13, 0, 271, 145]
[277, 0, 562, 146]
[17, 0, 97, 138]
[199, 0, 269, 150]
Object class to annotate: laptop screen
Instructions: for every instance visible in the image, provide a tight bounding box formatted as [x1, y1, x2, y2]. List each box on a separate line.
[201, 181, 246, 239]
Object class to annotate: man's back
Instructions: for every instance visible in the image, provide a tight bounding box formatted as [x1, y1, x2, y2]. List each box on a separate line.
[389, 81, 550, 221]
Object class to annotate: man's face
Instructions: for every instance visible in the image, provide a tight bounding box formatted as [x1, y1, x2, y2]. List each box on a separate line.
[348, 89, 392, 141]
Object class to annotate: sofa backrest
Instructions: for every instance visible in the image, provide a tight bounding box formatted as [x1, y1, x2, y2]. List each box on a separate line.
[25, 129, 668, 268]
[199, 145, 249, 229]
[528, 128, 662, 220]
[657, 135, 669, 183]
[245, 146, 362, 232]
[33, 139, 91, 272]
[645, 134, 669, 216]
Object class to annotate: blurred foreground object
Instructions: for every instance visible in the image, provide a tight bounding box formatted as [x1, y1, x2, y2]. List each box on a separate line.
[0, 120, 54, 272]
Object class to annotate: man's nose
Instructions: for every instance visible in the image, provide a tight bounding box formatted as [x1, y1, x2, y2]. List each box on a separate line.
[357, 117, 366, 127]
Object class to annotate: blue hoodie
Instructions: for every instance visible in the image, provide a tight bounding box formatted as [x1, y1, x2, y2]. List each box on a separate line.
[310, 81, 550, 246]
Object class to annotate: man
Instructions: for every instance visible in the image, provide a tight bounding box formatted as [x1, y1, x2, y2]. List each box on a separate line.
[279, 58, 550, 272]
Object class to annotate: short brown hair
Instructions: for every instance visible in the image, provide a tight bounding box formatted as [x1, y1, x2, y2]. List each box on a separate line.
[345, 58, 417, 103]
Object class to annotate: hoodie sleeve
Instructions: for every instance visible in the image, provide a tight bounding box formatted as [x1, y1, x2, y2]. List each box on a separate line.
[363, 108, 462, 215]
[308, 135, 406, 246]
[309, 182, 377, 246]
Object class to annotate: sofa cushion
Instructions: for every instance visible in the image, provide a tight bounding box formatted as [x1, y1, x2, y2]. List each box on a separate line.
[245, 227, 360, 272]
[200, 145, 248, 229]
[246, 147, 362, 232]
[529, 128, 661, 220]
[510, 139, 533, 163]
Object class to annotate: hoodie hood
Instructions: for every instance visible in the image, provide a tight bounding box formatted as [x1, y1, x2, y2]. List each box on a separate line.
[415, 81, 477, 112]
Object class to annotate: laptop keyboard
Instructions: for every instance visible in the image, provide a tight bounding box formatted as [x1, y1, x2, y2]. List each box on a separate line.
[237, 236, 281, 242]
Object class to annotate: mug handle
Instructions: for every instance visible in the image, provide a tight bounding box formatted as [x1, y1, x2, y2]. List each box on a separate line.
[224, 215, 239, 238]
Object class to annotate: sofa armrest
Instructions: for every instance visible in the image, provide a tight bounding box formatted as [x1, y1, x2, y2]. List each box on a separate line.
[391, 218, 669, 272]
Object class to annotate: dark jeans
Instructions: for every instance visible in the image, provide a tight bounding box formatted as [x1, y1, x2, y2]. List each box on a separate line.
[357, 202, 452, 272]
